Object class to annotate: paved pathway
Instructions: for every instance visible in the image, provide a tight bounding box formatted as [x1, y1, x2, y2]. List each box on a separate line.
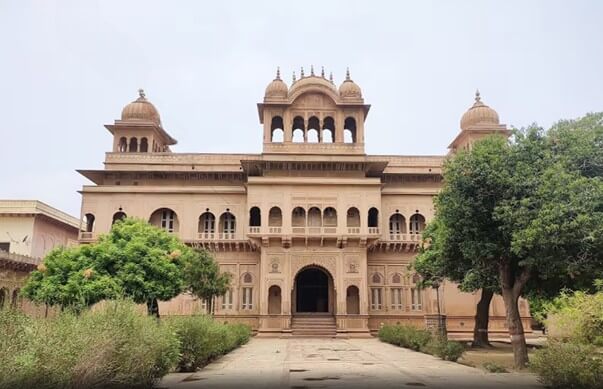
[159, 338, 542, 389]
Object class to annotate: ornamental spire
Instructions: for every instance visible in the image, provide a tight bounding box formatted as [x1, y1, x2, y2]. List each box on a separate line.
[310, 65, 315, 76]
[138, 88, 146, 99]
[300, 66, 305, 78]
[475, 89, 481, 103]
[329, 72, 334, 83]
[345, 67, 351, 81]
[275, 66, 281, 80]
[321, 66, 325, 78]
[292, 70, 297, 83]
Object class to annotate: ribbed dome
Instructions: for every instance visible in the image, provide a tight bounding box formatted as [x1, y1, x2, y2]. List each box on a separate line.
[289, 75, 337, 96]
[121, 89, 161, 125]
[338, 69, 362, 99]
[460, 90, 499, 130]
[264, 68, 288, 99]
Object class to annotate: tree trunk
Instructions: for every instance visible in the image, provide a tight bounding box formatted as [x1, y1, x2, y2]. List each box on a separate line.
[146, 298, 160, 318]
[472, 289, 494, 348]
[499, 263, 530, 368]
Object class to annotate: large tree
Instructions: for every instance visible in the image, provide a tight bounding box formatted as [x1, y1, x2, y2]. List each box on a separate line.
[23, 218, 193, 316]
[427, 114, 603, 368]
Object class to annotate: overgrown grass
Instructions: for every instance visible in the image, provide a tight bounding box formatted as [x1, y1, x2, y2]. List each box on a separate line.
[378, 324, 465, 362]
[0, 301, 179, 389]
[167, 315, 251, 372]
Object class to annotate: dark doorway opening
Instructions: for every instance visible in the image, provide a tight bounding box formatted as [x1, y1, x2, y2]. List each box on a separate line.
[295, 267, 330, 313]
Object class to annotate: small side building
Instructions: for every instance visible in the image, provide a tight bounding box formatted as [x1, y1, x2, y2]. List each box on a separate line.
[0, 200, 80, 312]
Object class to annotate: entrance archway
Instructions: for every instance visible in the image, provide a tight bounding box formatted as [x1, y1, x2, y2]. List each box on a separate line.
[292, 266, 335, 315]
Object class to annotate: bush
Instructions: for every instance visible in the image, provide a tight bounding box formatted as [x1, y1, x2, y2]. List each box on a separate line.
[423, 337, 465, 362]
[168, 316, 251, 372]
[378, 324, 432, 351]
[544, 289, 603, 345]
[530, 342, 603, 389]
[482, 362, 508, 373]
[0, 300, 180, 389]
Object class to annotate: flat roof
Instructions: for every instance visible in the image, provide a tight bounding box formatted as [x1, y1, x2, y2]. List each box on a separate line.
[0, 200, 80, 229]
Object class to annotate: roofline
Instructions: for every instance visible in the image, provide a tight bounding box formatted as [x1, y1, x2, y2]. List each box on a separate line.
[0, 200, 80, 229]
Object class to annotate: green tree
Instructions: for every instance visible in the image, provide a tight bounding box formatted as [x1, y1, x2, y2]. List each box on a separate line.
[428, 116, 603, 368]
[181, 249, 230, 314]
[23, 218, 192, 316]
[22, 245, 122, 313]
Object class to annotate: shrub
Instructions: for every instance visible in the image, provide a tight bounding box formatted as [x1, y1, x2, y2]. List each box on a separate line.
[378, 324, 432, 351]
[482, 362, 508, 373]
[168, 316, 251, 372]
[423, 337, 465, 362]
[544, 289, 603, 345]
[530, 341, 603, 389]
[0, 300, 180, 389]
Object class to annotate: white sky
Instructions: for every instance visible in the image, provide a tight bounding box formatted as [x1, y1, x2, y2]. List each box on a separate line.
[1, 0, 602, 217]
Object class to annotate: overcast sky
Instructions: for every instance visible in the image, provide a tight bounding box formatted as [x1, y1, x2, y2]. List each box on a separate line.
[1, 0, 602, 217]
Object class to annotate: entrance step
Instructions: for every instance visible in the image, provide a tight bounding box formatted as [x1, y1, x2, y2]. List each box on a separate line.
[291, 315, 337, 338]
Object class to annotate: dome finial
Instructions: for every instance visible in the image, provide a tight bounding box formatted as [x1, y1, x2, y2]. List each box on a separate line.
[300, 66, 305, 78]
[475, 89, 481, 102]
[275, 67, 281, 80]
[138, 88, 146, 99]
[310, 65, 315, 76]
[321, 66, 325, 78]
[292, 70, 296, 83]
[329, 72, 334, 83]
[345, 67, 351, 81]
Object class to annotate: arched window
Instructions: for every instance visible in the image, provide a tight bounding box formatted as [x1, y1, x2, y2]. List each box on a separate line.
[410, 214, 426, 234]
[389, 213, 406, 235]
[268, 207, 282, 227]
[346, 285, 360, 314]
[84, 213, 95, 233]
[0, 288, 7, 309]
[11, 288, 21, 309]
[149, 208, 178, 233]
[112, 211, 127, 225]
[308, 207, 322, 227]
[292, 207, 306, 227]
[271, 116, 284, 142]
[368, 207, 379, 228]
[292, 116, 305, 143]
[346, 207, 360, 227]
[199, 212, 216, 234]
[118, 137, 127, 152]
[322, 116, 335, 143]
[307, 116, 319, 143]
[220, 212, 236, 235]
[344, 117, 357, 143]
[371, 273, 383, 284]
[241, 273, 253, 310]
[242, 272, 253, 284]
[249, 207, 261, 227]
[323, 207, 337, 226]
[268, 285, 281, 314]
[129, 137, 138, 152]
[140, 137, 148, 152]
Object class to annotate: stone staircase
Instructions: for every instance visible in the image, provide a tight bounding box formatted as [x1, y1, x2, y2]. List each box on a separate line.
[291, 315, 337, 337]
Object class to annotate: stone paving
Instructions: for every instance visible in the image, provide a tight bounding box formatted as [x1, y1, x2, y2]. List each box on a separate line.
[159, 338, 542, 389]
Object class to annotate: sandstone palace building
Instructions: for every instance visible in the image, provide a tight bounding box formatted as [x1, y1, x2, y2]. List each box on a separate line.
[78, 68, 531, 336]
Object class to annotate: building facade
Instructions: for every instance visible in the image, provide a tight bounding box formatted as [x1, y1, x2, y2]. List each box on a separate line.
[0, 200, 80, 313]
[78, 68, 531, 336]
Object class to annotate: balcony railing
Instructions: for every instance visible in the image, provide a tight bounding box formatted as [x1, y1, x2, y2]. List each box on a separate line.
[197, 232, 237, 240]
[347, 227, 360, 234]
[368, 227, 380, 235]
[387, 233, 423, 242]
[248, 226, 261, 234]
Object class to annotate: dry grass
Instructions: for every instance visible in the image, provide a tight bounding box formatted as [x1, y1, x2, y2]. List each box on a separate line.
[459, 342, 538, 372]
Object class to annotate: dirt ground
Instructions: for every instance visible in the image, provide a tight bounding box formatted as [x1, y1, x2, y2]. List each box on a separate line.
[459, 342, 539, 372]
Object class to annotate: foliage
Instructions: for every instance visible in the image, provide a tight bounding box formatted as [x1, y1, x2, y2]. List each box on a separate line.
[21, 245, 122, 313]
[415, 113, 603, 367]
[543, 286, 603, 345]
[181, 249, 231, 314]
[423, 337, 465, 362]
[0, 300, 180, 389]
[378, 324, 432, 352]
[530, 341, 603, 389]
[482, 362, 508, 373]
[23, 218, 195, 315]
[168, 315, 251, 372]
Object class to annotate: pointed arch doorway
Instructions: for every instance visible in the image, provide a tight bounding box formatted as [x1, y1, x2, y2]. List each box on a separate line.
[292, 265, 335, 315]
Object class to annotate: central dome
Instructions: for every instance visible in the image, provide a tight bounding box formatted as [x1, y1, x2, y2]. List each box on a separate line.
[121, 89, 161, 125]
